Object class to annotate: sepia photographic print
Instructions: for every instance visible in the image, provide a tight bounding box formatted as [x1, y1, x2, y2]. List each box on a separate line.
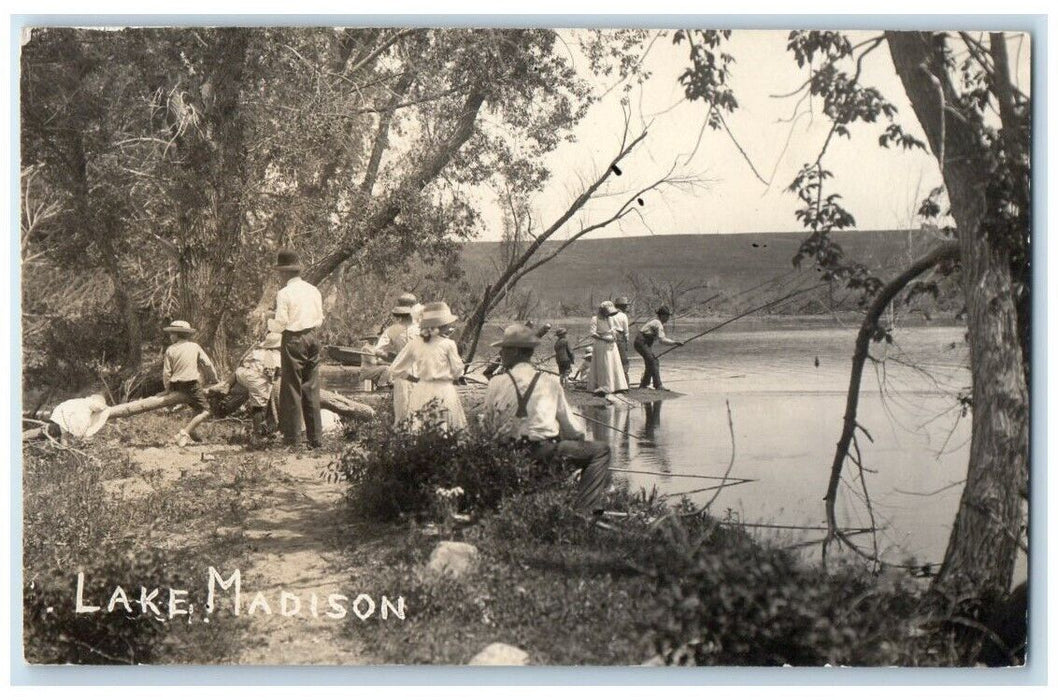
[17, 19, 1034, 671]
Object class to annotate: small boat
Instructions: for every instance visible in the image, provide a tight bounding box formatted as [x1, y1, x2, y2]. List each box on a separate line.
[324, 345, 375, 367]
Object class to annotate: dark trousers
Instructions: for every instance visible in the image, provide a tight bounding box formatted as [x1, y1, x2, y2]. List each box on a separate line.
[634, 334, 662, 389]
[280, 328, 322, 446]
[529, 439, 612, 513]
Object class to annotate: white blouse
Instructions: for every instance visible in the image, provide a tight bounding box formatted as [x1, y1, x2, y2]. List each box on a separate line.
[390, 336, 465, 383]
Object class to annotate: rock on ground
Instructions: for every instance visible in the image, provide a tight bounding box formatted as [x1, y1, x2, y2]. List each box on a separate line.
[426, 541, 479, 578]
[468, 642, 530, 666]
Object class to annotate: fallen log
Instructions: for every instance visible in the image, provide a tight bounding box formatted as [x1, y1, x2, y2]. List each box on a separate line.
[23, 385, 375, 440]
[320, 389, 375, 422]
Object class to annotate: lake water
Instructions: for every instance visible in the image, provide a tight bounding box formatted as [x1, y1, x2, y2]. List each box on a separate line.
[330, 319, 1027, 580]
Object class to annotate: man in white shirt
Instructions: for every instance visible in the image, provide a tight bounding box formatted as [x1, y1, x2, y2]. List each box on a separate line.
[634, 306, 683, 390]
[483, 324, 611, 516]
[612, 295, 632, 383]
[272, 249, 325, 448]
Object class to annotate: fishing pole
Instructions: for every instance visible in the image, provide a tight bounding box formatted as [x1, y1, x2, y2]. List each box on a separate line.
[655, 283, 826, 359]
[663, 479, 756, 498]
[610, 467, 754, 481]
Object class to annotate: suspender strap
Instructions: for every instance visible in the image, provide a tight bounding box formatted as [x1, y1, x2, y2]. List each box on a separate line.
[507, 371, 544, 418]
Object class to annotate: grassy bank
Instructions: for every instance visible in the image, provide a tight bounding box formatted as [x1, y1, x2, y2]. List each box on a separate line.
[325, 412, 970, 667]
[22, 397, 979, 666]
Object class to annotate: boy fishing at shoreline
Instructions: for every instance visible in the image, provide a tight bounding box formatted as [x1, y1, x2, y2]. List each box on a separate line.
[162, 320, 220, 447]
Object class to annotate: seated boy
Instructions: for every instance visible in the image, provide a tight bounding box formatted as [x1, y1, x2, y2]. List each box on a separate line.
[234, 331, 283, 447]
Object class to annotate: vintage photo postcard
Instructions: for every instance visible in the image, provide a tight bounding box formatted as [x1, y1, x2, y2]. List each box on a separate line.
[18, 22, 1033, 669]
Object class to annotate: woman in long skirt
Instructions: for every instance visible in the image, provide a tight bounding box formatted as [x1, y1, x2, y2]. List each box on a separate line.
[390, 301, 467, 433]
[587, 300, 629, 396]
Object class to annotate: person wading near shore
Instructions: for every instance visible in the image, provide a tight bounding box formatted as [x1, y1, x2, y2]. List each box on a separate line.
[612, 295, 631, 383]
[483, 324, 612, 518]
[634, 306, 683, 391]
[270, 249, 324, 449]
[162, 320, 220, 447]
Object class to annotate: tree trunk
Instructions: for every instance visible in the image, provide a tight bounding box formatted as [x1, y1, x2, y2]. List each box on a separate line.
[305, 88, 488, 285]
[886, 32, 1029, 602]
[177, 29, 251, 361]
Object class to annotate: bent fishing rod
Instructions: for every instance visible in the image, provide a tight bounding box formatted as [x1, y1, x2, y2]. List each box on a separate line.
[655, 282, 826, 359]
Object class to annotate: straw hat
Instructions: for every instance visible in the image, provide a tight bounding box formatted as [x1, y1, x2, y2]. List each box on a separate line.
[274, 248, 302, 272]
[490, 324, 541, 349]
[260, 332, 283, 350]
[392, 292, 417, 315]
[598, 300, 619, 317]
[163, 320, 196, 334]
[419, 301, 459, 329]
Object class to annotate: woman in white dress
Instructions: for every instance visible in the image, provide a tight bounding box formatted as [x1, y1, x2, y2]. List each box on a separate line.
[375, 293, 420, 425]
[389, 301, 467, 433]
[587, 300, 629, 396]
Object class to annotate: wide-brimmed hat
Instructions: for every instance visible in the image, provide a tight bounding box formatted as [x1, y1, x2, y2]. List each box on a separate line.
[392, 292, 417, 315]
[614, 295, 630, 308]
[598, 300, 619, 316]
[419, 301, 459, 329]
[274, 248, 302, 272]
[490, 324, 541, 349]
[260, 332, 283, 350]
[656, 306, 672, 317]
[163, 320, 196, 334]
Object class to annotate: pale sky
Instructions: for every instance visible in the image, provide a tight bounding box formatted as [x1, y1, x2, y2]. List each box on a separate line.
[473, 29, 1031, 241]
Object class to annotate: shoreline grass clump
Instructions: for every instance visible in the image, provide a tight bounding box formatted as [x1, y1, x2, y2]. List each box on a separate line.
[329, 403, 567, 523]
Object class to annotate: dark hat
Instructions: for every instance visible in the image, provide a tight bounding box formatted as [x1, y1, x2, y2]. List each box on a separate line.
[392, 292, 417, 315]
[490, 324, 541, 349]
[614, 295, 630, 307]
[656, 306, 672, 317]
[275, 248, 302, 272]
[555, 327, 568, 336]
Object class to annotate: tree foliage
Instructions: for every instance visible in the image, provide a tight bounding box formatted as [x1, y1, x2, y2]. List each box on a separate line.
[674, 28, 1031, 628]
[21, 27, 646, 389]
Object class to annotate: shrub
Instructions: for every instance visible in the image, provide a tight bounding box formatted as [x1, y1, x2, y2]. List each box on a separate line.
[645, 517, 857, 666]
[24, 546, 186, 664]
[642, 514, 957, 666]
[329, 403, 564, 522]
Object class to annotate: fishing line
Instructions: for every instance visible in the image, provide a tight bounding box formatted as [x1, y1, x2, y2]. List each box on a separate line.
[662, 478, 755, 498]
[609, 467, 754, 481]
[656, 283, 827, 359]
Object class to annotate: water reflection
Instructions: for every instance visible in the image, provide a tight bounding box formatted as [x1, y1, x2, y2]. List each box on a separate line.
[582, 399, 672, 474]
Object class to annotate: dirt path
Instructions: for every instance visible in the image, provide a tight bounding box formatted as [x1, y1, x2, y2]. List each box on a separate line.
[232, 450, 370, 664]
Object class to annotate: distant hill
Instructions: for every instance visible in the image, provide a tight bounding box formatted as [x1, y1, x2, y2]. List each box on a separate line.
[458, 230, 940, 315]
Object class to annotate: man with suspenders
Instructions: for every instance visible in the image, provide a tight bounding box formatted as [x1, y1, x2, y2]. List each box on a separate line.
[482, 324, 612, 517]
